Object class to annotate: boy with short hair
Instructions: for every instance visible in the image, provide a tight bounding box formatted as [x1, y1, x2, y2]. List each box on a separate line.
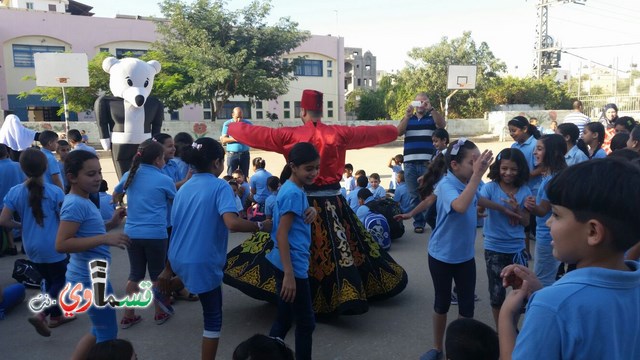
[67, 129, 97, 155]
[387, 154, 403, 191]
[445, 318, 498, 360]
[56, 139, 71, 189]
[232, 169, 251, 210]
[342, 163, 356, 195]
[38, 130, 63, 190]
[368, 173, 386, 199]
[499, 158, 640, 359]
[347, 175, 368, 212]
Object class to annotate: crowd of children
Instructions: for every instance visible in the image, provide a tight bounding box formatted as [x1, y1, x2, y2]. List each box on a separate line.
[1, 109, 640, 360]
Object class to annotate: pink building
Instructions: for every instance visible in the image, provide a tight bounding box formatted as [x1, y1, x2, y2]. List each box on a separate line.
[0, 2, 345, 122]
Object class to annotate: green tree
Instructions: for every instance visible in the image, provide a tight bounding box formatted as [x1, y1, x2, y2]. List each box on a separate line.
[385, 31, 506, 119]
[19, 52, 111, 116]
[153, 0, 309, 119]
[480, 74, 572, 110]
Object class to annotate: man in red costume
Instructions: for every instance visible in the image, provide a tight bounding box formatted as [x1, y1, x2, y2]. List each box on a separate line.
[224, 89, 408, 315]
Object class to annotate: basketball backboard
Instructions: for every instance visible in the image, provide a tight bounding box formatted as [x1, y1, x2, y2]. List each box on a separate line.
[34, 53, 89, 87]
[447, 65, 477, 90]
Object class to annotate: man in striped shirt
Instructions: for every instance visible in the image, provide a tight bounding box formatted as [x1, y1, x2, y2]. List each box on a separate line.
[397, 92, 446, 233]
[562, 100, 590, 137]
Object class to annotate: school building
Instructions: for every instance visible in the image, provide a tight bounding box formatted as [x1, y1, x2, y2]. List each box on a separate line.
[0, 0, 347, 123]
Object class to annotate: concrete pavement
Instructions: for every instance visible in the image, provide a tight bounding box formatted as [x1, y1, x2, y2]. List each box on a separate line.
[0, 139, 516, 359]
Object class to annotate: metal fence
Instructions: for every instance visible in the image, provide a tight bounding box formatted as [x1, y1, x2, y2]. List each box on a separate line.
[578, 95, 640, 118]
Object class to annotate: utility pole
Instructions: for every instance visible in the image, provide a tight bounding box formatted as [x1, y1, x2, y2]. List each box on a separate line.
[533, 0, 586, 79]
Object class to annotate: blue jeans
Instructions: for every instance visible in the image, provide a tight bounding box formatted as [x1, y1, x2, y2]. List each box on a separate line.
[404, 161, 428, 228]
[535, 241, 560, 287]
[269, 268, 315, 360]
[199, 287, 223, 339]
[226, 151, 250, 178]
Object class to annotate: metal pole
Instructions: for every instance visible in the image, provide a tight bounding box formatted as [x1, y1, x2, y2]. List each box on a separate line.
[61, 86, 70, 134]
[444, 89, 460, 121]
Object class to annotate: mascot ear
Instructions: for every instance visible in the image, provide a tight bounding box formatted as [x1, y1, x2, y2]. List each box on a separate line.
[102, 57, 119, 73]
[147, 60, 161, 74]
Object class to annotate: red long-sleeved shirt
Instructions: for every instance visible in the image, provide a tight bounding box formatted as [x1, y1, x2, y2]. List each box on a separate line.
[228, 120, 398, 186]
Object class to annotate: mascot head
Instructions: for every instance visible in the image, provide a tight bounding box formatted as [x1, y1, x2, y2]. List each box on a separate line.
[102, 57, 161, 108]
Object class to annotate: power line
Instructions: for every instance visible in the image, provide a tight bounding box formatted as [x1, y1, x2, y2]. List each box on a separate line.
[548, 15, 638, 38]
[569, 4, 639, 25]
[562, 50, 630, 73]
[563, 42, 640, 50]
[587, 0, 640, 17]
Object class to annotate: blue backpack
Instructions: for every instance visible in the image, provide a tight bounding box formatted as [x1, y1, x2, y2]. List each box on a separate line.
[364, 213, 391, 250]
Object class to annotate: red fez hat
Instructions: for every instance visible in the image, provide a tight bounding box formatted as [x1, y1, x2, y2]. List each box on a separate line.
[301, 90, 323, 112]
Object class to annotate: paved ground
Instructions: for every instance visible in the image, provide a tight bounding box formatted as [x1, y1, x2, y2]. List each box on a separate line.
[0, 139, 518, 359]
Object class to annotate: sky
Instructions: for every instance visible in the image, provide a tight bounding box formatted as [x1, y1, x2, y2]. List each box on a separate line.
[80, 0, 640, 77]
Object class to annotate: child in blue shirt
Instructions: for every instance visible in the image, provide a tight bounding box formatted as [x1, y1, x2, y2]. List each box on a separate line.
[55, 150, 129, 359]
[264, 176, 280, 220]
[0, 144, 25, 255]
[228, 180, 245, 213]
[347, 175, 368, 212]
[166, 137, 271, 360]
[368, 173, 386, 199]
[113, 139, 177, 328]
[267, 142, 319, 360]
[392, 170, 412, 213]
[524, 134, 567, 287]
[479, 148, 531, 329]
[0, 149, 69, 336]
[387, 154, 403, 191]
[557, 123, 589, 166]
[249, 157, 272, 206]
[500, 158, 640, 360]
[341, 163, 356, 195]
[38, 130, 63, 190]
[355, 188, 374, 223]
[56, 139, 71, 190]
[233, 169, 251, 210]
[173, 132, 194, 180]
[582, 122, 607, 159]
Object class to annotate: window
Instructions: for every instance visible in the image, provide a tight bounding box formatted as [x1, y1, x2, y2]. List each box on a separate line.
[365, 64, 371, 71]
[26, 2, 34, 9]
[357, 79, 361, 86]
[48, 4, 56, 11]
[256, 111, 263, 119]
[353, 51, 359, 56]
[12, 44, 65, 68]
[294, 101, 301, 118]
[203, 101, 211, 109]
[328, 110, 334, 118]
[328, 101, 333, 109]
[170, 111, 180, 121]
[294, 60, 323, 77]
[99, 47, 110, 53]
[256, 101, 263, 109]
[284, 101, 290, 109]
[284, 110, 291, 119]
[115, 48, 148, 59]
[327, 60, 333, 68]
[328, 70, 333, 77]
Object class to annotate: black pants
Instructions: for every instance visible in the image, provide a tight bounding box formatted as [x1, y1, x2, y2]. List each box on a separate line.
[428, 255, 476, 317]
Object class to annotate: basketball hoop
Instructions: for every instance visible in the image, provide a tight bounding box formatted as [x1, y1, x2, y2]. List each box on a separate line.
[57, 77, 69, 84]
[456, 76, 468, 89]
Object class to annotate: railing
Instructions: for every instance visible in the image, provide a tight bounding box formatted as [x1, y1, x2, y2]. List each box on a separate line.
[578, 95, 640, 118]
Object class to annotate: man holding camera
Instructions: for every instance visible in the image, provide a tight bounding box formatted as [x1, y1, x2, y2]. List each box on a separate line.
[397, 92, 446, 234]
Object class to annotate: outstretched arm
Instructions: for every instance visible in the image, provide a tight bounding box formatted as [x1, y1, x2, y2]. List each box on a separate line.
[228, 122, 290, 153]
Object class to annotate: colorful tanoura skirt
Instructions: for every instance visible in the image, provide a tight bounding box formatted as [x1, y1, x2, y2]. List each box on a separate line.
[224, 194, 408, 315]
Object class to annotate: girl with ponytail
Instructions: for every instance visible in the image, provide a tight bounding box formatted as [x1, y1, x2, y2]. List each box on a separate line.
[0, 148, 70, 336]
[113, 139, 177, 328]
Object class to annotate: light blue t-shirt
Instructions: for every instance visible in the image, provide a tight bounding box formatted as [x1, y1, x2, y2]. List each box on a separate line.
[221, 119, 252, 152]
[592, 148, 607, 159]
[341, 175, 356, 193]
[265, 193, 277, 217]
[172, 157, 190, 180]
[42, 148, 61, 186]
[370, 185, 386, 200]
[429, 172, 478, 264]
[564, 145, 589, 166]
[347, 186, 363, 212]
[389, 164, 402, 190]
[267, 180, 311, 279]
[4, 183, 66, 263]
[534, 175, 553, 245]
[61, 194, 111, 283]
[356, 199, 374, 224]
[512, 137, 542, 194]
[393, 182, 412, 213]
[250, 168, 272, 205]
[57, 160, 66, 189]
[513, 261, 640, 360]
[239, 182, 250, 207]
[72, 143, 97, 155]
[479, 181, 531, 254]
[169, 173, 237, 294]
[98, 192, 115, 221]
[115, 164, 176, 239]
[0, 159, 25, 201]
[161, 159, 183, 183]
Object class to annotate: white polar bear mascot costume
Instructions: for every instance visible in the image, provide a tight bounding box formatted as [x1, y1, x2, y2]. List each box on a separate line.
[95, 57, 164, 178]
